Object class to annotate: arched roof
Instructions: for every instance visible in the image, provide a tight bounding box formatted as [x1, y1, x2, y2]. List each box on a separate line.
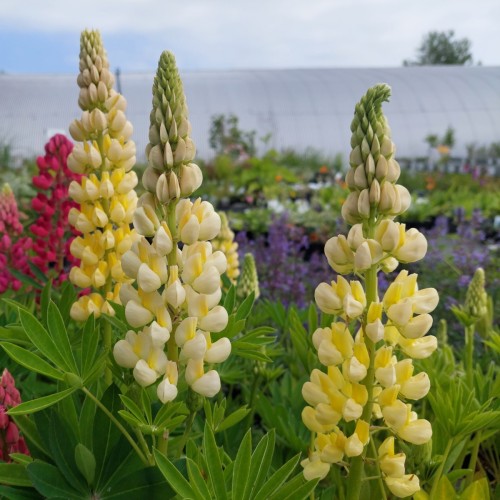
[1, 66, 499, 161]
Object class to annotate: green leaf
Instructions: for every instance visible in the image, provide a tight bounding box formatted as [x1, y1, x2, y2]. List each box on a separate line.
[18, 309, 67, 371]
[460, 477, 490, 500]
[40, 281, 52, 327]
[81, 315, 98, 377]
[8, 268, 43, 290]
[57, 282, 77, 324]
[249, 430, 275, 498]
[26, 461, 84, 499]
[279, 477, 319, 500]
[118, 410, 143, 428]
[153, 450, 195, 499]
[141, 388, 152, 424]
[232, 429, 252, 500]
[223, 285, 236, 314]
[288, 308, 310, 372]
[217, 406, 251, 432]
[47, 301, 78, 373]
[307, 302, 317, 334]
[82, 351, 107, 386]
[2, 298, 31, 313]
[242, 431, 272, 500]
[75, 443, 96, 486]
[101, 464, 171, 498]
[79, 394, 97, 451]
[1, 343, 64, 381]
[119, 395, 144, 422]
[434, 476, 458, 500]
[10, 453, 34, 466]
[186, 458, 211, 500]
[268, 473, 317, 500]
[0, 463, 32, 487]
[0, 325, 30, 345]
[12, 415, 50, 459]
[232, 345, 272, 362]
[93, 385, 122, 487]
[236, 291, 255, 321]
[44, 411, 87, 493]
[28, 262, 49, 285]
[101, 312, 129, 335]
[8, 387, 77, 415]
[254, 454, 301, 500]
[153, 402, 188, 430]
[203, 423, 228, 500]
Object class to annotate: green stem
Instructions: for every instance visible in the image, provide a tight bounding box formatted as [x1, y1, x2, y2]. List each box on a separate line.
[82, 387, 149, 466]
[370, 438, 387, 500]
[102, 278, 113, 386]
[176, 410, 197, 458]
[466, 431, 481, 487]
[157, 430, 169, 456]
[430, 438, 454, 499]
[346, 265, 377, 500]
[134, 429, 155, 466]
[464, 324, 475, 384]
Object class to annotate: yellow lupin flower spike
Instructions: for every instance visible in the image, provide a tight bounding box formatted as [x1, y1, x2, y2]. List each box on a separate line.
[114, 52, 231, 400]
[67, 30, 139, 321]
[212, 212, 240, 283]
[301, 84, 438, 499]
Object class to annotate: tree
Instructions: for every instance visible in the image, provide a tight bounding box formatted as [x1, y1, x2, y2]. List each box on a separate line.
[403, 30, 474, 66]
[209, 114, 257, 158]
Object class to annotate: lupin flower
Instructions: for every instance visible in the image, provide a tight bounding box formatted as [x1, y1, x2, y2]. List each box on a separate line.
[212, 212, 240, 283]
[67, 30, 139, 320]
[114, 51, 230, 399]
[31, 134, 81, 285]
[237, 253, 260, 300]
[301, 85, 437, 498]
[464, 268, 488, 321]
[0, 369, 30, 461]
[0, 184, 32, 294]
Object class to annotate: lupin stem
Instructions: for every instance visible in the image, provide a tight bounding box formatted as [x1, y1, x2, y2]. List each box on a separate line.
[103, 279, 113, 386]
[82, 387, 149, 466]
[430, 438, 454, 499]
[464, 324, 475, 383]
[347, 245, 378, 499]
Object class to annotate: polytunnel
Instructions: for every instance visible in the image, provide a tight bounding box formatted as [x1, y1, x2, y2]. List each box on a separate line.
[0, 65, 499, 162]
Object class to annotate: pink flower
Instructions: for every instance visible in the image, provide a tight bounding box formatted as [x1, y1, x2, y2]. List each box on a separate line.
[30, 134, 81, 286]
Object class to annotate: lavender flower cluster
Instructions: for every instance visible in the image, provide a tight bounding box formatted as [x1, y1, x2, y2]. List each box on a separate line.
[236, 214, 333, 308]
[236, 209, 498, 317]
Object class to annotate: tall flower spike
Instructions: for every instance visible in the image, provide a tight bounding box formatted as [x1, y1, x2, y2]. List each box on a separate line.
[31, 134, 80, 286]
[0, 184, 32, 294]
[237, 253, 260, 301]
[464, 268, 487, 320]
[115, 51, 230, 400]
[67, 30, 139, 320]
[0, 369, 30, 461]
[302, 84, 437, 499]
[212, 212, 240, 283]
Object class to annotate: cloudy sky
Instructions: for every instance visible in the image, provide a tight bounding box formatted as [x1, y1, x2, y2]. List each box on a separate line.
[0, 0, 498, 73]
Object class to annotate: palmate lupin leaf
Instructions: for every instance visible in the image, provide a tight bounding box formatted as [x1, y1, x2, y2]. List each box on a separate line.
[154, 423, 318, 499]
[1, 300, 106, 415]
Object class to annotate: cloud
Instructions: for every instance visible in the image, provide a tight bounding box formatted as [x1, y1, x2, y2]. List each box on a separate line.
[0, 0, 499, 71]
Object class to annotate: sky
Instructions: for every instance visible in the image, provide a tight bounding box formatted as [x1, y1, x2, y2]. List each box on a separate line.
[0, 0, 499, 73]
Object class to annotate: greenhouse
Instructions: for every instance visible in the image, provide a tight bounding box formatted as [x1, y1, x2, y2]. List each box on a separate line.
[1, 65, 500, 162]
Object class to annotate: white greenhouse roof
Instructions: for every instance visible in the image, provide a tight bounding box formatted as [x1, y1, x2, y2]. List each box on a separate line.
[1, 66, 499, 161]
